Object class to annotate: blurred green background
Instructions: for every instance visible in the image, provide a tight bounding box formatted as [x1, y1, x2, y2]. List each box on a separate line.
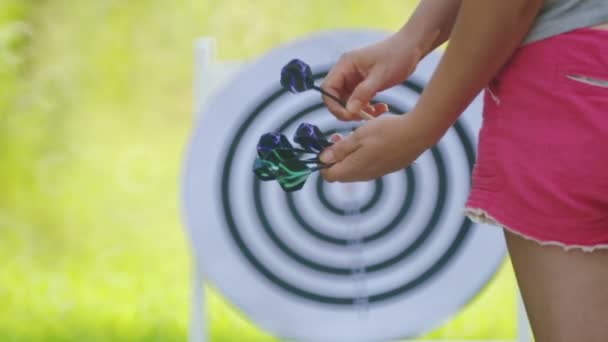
[0, 0, 517, 341]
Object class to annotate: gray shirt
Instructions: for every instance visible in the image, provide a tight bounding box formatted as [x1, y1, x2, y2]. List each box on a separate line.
[524, 0, 608, 44]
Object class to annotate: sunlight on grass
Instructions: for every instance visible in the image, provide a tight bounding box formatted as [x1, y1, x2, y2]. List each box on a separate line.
[0, 1, 517, 340]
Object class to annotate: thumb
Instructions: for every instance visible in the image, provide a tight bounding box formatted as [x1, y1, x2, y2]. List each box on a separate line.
[346, 71, 383, 117]
[319, 133, 360, 165]
[320, 135, 362, 182]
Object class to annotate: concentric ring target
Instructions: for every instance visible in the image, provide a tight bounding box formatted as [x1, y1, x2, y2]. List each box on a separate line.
[184, 30, 507, 341]
[316, 176, 383, 216]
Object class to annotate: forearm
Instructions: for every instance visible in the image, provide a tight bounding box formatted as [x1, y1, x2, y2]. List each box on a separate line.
[395, 0, 463, 57]
[409, 0, 543, 143]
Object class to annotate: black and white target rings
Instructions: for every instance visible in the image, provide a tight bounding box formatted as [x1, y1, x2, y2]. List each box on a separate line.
[183, 30, 506, 342]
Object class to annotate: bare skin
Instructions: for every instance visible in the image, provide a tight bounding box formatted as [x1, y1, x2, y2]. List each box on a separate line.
[509, 20, 608, 342]
[505, 231, 608, 342]
[321, 0, 462, 121]
[593, 22, 608, 29]
[319, 0, 608, 340]
[320, 0, 545, 182]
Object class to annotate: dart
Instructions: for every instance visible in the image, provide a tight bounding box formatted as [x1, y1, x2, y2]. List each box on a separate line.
[275, 158, 313, 192]
[253, 157, 279, 181]
[280, 59, 375, 121]
[294, 123, 332, 154]
[257, 132, 298, 160]
[254, 154, 321, 192]
[253, 123, 333, 192]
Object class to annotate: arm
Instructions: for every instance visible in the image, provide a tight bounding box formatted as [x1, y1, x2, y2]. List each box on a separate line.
[397, 0, 463, 58]
[321, 0, 462, 120]
[320, 0, 544, 182]
[409, 0, 544, 144]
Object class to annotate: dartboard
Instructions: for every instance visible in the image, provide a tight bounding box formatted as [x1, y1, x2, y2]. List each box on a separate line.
[183, 30, 506, 342]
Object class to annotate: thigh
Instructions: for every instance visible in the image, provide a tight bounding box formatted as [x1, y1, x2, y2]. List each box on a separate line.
[505, 229, 608, 342]
[591, 21, 608, 29]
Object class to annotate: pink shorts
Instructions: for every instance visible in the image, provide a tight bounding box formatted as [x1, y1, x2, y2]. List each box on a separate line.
[465, 27, 608, 252]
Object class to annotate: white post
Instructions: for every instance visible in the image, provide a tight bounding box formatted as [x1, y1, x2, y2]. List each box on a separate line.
[189, 259, 207, 342]
[188, 37, 217, 342]
[517, 289, 531, 342]
[194, 37, 217, 120]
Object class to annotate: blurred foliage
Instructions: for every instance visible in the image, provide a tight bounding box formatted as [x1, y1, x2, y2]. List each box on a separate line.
[0, 0, 516, 341]
[0, 1, 29, 111]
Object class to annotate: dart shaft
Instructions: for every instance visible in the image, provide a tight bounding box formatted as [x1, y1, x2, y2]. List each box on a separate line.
[313, 85, 374, 121]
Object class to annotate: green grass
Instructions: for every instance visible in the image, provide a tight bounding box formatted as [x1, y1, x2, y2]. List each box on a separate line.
[0, 1, 517, 340]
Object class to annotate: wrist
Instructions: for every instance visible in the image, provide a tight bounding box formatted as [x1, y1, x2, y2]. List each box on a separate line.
[401, 108, 447, 148]
[394, 23, 440, 59]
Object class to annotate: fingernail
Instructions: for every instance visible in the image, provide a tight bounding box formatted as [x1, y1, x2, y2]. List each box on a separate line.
[320, 150, 335, 164]
[346, 99, 361, 114]
[329, 133, 342, 143]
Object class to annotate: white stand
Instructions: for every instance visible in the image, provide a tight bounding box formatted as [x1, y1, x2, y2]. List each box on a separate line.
[189, 258, 206, 342]
[517, 292, 531, 342]
[187, 37, 216, 342]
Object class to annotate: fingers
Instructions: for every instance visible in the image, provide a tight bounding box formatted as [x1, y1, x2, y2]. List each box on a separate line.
[321, 153, 368, 182]
[345, 70, 384, 118]
[321, 87, 351, 120]
[321, 53, 387, 121]
[319, 132, 359, 165]
[329, 133, 343, 143]
[319, 133, 361, 182]
[321, 56, 354, 120]
[363, 103, 390, 117]
[324, 99, 388, 121]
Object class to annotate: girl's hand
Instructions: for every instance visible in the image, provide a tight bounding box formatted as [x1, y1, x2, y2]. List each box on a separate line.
[319, 114, 432, 182]
[321, 34, 428, 121]
[320, 0, 461, 121]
